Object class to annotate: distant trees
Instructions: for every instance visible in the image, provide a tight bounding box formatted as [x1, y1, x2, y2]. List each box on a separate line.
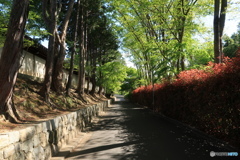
[0, 0, 29, 122]
[38, 0, 122, 101]
[223, 23, 240, 57]
[98, 61, 127, 94]
[120, 67, 140, 95]
[88, 15, 122, 95]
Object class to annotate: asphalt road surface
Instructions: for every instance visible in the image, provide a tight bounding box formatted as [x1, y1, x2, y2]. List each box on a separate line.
[66, 95, 239, 160]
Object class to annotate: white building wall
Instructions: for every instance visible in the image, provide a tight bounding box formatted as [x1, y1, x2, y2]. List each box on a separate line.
[0, 48, 93, 89]
[19, 50, 46, 79]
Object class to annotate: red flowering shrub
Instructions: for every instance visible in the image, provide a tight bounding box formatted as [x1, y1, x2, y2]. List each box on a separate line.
[132, 55, 240, 149]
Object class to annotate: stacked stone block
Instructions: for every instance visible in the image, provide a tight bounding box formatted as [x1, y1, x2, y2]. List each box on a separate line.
[0, 100, 109, 160]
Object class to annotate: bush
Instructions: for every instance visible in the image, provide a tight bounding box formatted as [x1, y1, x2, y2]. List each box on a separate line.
[132, 56, 240, 149]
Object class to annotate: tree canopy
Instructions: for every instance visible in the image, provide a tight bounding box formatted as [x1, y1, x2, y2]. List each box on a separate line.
[104, 0, 238, 86]
[0, 0, 239, 121]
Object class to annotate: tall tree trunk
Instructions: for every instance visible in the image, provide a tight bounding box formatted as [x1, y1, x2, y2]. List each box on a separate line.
[40, 0, 57, 102]
[214, 0, 221, 63]
[51, 42, 65, 93]
[86, 45, 91, 95]
[85, 11, 89, 94]
[77, 0, 86, 95]
[86, 77, 90, 94]
[181, 55, 185, 71]
[90, 50, 97, 95]
[98, 86, 103, 95]
[177, 10, 186, 72]
[0, 0, 29, 122]
[219, 0, 227, 57]
[52, 0, 75, 94]
[66, 0, 81, 96]
[214, 0, 227, 63]
[66, 48, 75, 96]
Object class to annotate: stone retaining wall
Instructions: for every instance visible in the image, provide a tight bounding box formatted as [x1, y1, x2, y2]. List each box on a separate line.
[0, 100, 110, 160]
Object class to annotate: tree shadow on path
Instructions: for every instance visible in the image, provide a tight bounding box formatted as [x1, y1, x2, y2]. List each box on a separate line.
[67, 95, 239, 160]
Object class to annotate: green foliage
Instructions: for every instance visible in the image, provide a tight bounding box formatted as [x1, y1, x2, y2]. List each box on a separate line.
[106, 0, 213, 85]
[187, 40, 213, 69]
[223, 23, 240, 58]
[26, 0, 48, 40]
[0, 0, 11, 46]
[0, 0, 48, 47]
[223, 43, 238, 58]
[23, 37, 36, 48]
[120, 67, 139, 95]
[64, 53, 79, 70]
[97, 61, 127, 93]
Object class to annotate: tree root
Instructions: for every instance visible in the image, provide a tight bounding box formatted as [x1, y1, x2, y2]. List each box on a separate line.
[1, 95, 22, 123]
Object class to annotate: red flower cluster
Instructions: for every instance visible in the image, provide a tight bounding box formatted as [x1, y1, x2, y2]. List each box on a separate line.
[132, 55, 240, 149]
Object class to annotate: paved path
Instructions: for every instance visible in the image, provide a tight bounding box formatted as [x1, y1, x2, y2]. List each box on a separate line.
[66, 95, 238, 160]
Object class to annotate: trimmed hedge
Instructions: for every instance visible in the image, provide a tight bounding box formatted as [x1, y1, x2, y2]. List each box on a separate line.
[132, 56, 240, 148]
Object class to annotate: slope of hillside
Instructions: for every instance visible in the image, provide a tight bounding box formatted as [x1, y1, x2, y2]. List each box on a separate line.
[0, 74, 108, 133]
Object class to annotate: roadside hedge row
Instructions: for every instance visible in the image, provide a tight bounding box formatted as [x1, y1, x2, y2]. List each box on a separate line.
[132, 56, 240, 148]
